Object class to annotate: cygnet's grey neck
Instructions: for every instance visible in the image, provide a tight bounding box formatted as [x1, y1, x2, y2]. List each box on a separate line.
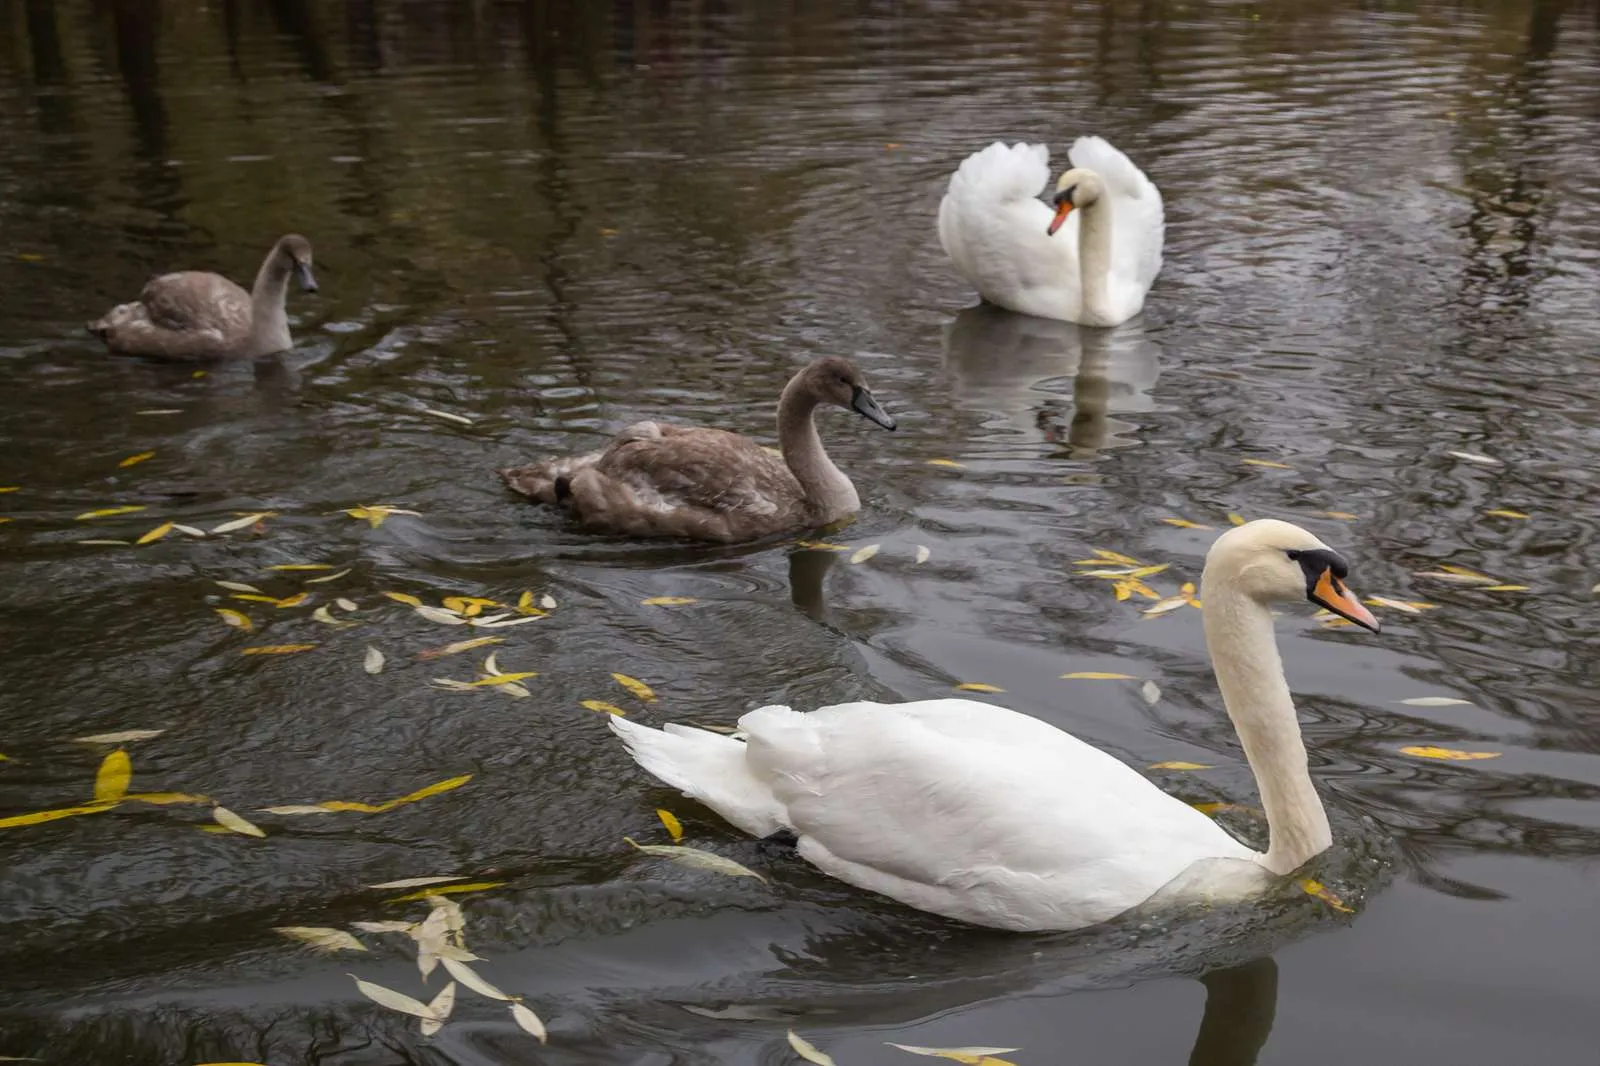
[246, 247, 294, 355]
[776, 377, 859, 520]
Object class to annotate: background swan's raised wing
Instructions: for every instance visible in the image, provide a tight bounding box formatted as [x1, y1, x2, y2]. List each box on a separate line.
[1068, 136, 1165, 300]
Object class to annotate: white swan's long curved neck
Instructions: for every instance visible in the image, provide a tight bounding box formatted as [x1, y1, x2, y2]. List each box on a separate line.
[1201, 580, 1332, 875]
[1077, 200, 1114, 326]
[246, 249, 293, 355]
[776, 381, 858, 520]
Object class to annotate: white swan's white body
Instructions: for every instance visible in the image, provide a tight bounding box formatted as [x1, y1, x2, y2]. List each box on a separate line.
[937, 138, 1164, 326]
[610, 521, 1380, 933]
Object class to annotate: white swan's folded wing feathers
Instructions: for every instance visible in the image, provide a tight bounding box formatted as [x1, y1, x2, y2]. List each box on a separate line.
[1068, 136, 1165, 294]
[943, 141, 1051, 203]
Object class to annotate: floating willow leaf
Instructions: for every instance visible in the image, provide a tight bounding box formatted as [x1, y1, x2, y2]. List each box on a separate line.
[275, 926, 367, 953]
[74, 729, 164, 743]
[1318, 510, 1358, 520]
[481, 652, 503, 676]
[1399, 697, 1472, 707]
[383, 591, 424, 607]
[212, 806, 266, 837]
[1140, 680, 1161, 705]
[367, 875, 467, 890]
[215, 608, 253, 630]
[364, 646, 385, 674]
[1300, 879, 1354, 913]
[887, 1044, 1023, 1064]
[257, 805, 336, 815]
[316, 773, 475, 814]
[75, 505, 146, 520]
[0, 802, 115, 830]
[656, 809, 684, 842]
[350, 975, 438, 1020]
[539, 593, 557, 610]
[787, 1030, 836, 1065]
[420, 981, 457, 1036]
[1447, 450, 1500, 465]
[387, 881, 506, 903]
[925, 458, 965, 469]
[496, 681, 532, 699]
[471, 614, 541, 629]
[470, 672, 538, 687]
[231, 593, 283, 605]
[1149, 761, 1212, 771]
[415, 605, 469, 625]
[351, 920, 416, 933]
[241, 644, 317, 655]
[443, 596, 501, 617]
[423, 407, 474, 425]
[796, 540, 851, 552]
[135, 522, 174, 545]
[914, 544, 931, 564]
[76, 539, 129, 546]
[270, 563, 333, 572]
[1477, 584, 1529, 592]
[345, 505, 421, 528]
[954, 683, 1004, 693]
[1399, 746, 1501, 761]
[0, 486, 18, 493]
[215, 580, 262, 593]
[1227, 513, 1247, 526]
[94, 750, 132, 804]
[613, 674, 657, 702]
[510, 1001, 548, 1044]
[441, 956, 512, 1001]
[581, 699, 627, 716]
[1485, 509, 1529, 519]
[431, 679, 479, 692]
[1241, 458, 1293, 469]
[1143, 595, 1189, 617]
[1161, 518, 1212, 530]
[625, 837, 767, 882]
[134, 409, 181, 416]
[1366, 597, 1436, 614]
[125, 791, 209, 805]
[275, 592, 309, 609]
[335, 597, 360, 611]
[312, 606, 347, 626]
[1060, 672, 1136, 680]
[641, 596, 697, 606]
[849, 543, 881, 564]
[211, 512, 275, 534]
[1412, 570, 1501, 585]
[305, 568, 353, 585]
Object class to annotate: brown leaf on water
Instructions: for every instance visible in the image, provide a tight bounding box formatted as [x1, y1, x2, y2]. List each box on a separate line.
[275, 926, 368, 953]
[1399, 745, 1501, 761]
[1241, 458, 1293, 470]
[641, 596, 697, 606]
[386, 881, 506, 903]
[94, 750, 132, 804]
[241, 644, 317, 655]
[787, 1030, 836, 1065]
[581, 699, 627, 716]
[0, 802, 116, 830]
[656, 809, 684, 842]
[1161, 518, 1213, 530]
[75, 505, 147, 520]
[1060, 672, 1135, 680]
[510, 1001, 548, 1044]
[135, 522, 174, 545]
[214, 608, 253, 630]
[1149, 761, 1212, 771]
[1300, 879, 1354, 913]
[954, 683, 1004, 693]
[212, 806, 266, 837]
[73, 729, 164, 743]
[211, 512, 275, 534]
[613, 674, 657, 702]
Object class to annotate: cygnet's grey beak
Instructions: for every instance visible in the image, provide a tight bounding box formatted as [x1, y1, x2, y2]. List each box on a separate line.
[851, 386, 896, 431]
[295, 261, 318, 293]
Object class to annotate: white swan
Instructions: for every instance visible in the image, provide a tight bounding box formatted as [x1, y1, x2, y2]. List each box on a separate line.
[610, 520, 1379, 932]
[937, 137, 1164, 326]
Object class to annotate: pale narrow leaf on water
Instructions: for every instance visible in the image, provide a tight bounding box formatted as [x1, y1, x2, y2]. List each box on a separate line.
[213, 806, 266, 837]
[270, 563, 333, 571]
[415, 605, 469, 625]
[386, 882, 506, 904]
[441, 956, 512, 1001]
[1400, 697, 1472, 707]
[582, 699, 627, 716]
[1161, 518, 1212, 530]
[612, 673, 657, 702]
[1366, 597, 1434, 615]
[481, 652, 502, 675]
[352, 920, 416, 933]
[425, 893, 467, 941]
[364, 646, 385, 674]
[496, 681, 532, 698]
[641, 596, 697, 606]
[124, 791, 209, 805]
[418, 636, 504, 659]
[211, 512, 274, 534]
[510, 1002, 548, 1043]
[849, 543, 881, 564]
[1143, 595, 1189, 616]
[539, 593, 557, 609]
[470, 614, 542, 628]
[94, 750, 132, 804]
[1399, 746, 1501, 761]
[925, 458, 965, 469]
[887, 1045, 1023, 1063]
[1149, 761, 1213, 771]
[171, 523, 208, 537]
[366, 875, 467, 890]
[76, 539, 129, 546]
[274, 927, 368, 953]
[796, 540, 851, 552]
[1141, 680, 1162, 705]
[787, 1030, 836, 1065]
[422, 407, 474, 425]
[1241, 458, 1293, 469]
[134, 409, 181, 416]
[1060, 672, 1136, 680]
[914, 544, 931, 564]
[258, 805, 337, 815]
[215, 608, 252, 630]
[954, 683, 1004, 693]
[350, 975, 439, 1020]
[383, 591, 424, 607]
[431, 678, 479, 692]
[215, 580, 262, 593]
[135, 522, 174, 545]
[75, 505, 147, 520]
[1447, 450, 1501, 465]
[304, 568, 353, 584]
[312, 606, 348, 625]
[420, 981, 457, 1036]
[625, 837, 767, 882]
[469, 672, 538, 687]
[74, 729, 163, 743]
[241, 644, 317, 655]
[656, 809, 684, 841]
[1478, 584, 1530, 592]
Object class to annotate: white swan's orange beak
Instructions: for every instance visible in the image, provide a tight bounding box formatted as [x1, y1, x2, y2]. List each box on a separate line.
[1047, 201, 1073, 236]
[1310, 569, 1380, 633]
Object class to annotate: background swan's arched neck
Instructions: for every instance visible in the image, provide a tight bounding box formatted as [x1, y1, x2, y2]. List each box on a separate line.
[1076, 196, 1114, 325]
[1200, 578, 1332, 875]
[246, 248, 293, 355]
[776, 380, 858, 520]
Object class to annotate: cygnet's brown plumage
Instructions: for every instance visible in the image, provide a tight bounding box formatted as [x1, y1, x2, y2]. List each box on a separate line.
[499, 357, 897, 543]
[88, 234, 318, 360]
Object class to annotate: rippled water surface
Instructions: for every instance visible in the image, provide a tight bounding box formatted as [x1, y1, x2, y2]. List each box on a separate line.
[2, 1, 1598, 1063]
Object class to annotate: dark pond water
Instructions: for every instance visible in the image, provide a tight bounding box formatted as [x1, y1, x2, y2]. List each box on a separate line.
[2, 1, 1598, 1063]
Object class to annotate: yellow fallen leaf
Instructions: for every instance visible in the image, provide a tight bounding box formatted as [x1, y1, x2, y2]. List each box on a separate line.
[1060, 672, 1136, 680]
[418, 636, 504, 659]
[0, 486, 17, 493]
[1089, 549, 1142, 565]
[1143, 594, 1189, 616]
[925, 458, 965, 469]
[1485, 509, 1529, 519]
[75, 505, 146, 520]
[788, 1030, 836, 1065]
[849, 543, 881, 564]
[345, 504, 420, 528]
[275, 592, 310, 608]
[73, 729, 164, 743]
[214, 608, 252, 630]
[657, 808, 684, 842]
[469, 672, 539, 686]
[212, 806, 266, 837]
[443, 595, 501, 617]
[1317, 511, 1358, 520]
[269, 563, 334, 571]
[641, 596, 698, 606]
[954, 683, 1005, 693]
[134, 522, 174, 545]
[1300, 879, 1354, 913]
[1477, 584, 1529, 592]
[94, 750, 132, 803]
[1399, 746, 1501, 761]
[231, 593, 283, 604]
[0, 802, 116, 830]
[215, 580, 262, 593]
[1366, 597, 1437, 614]
[1438, 564, 1497, 581]
[1161, 518, 1213, 530]
[515, 591, 548, 615]
[613, 673, 657, 702]
[211, 512, 275, 534]
[349, 774, 474, 813]
[1149, 761, 1213, 770]
[119, 451, 156, 467]
[1241, 458, 1293, 469]
[1227, 513, 1246, 526]
[386, 880, 506, 903]
[275, 926, 368, 953]
[795, 540, 851, 552]
[124, 791, 209, 805]
[240, 644, 317, 655]
[582, 699, 628, 716]
[1114, 578, 1161, 600]
[886, 1044, 1022, 1064]
[304, 568, 353, 584]
[1180, 582, 1201, 605]
[1192, 801, 1258, 816]
[383, 591, 424, 607]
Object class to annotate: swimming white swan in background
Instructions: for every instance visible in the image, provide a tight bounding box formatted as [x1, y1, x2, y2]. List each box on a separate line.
[88, 234, 318, 360]
[610, 520, 1379, 932]
[937, 137, 1164, 326]
[499, 357, 896, 543]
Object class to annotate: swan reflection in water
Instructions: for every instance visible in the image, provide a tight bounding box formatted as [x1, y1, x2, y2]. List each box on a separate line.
[941, 303, 1161, 457]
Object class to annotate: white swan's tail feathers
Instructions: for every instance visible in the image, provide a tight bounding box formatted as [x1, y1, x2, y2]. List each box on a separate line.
[945, 141, 1051, 204]
[608, 716, 786, 838]
[1068, 136, 1161, 205]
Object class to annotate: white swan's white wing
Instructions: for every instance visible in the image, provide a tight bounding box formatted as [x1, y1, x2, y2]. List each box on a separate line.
[609, 717, 785, 838]
[1067, 136, 1165, 317]
[741, 699, 1246, 930]
[937, 142, 1081, 320]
